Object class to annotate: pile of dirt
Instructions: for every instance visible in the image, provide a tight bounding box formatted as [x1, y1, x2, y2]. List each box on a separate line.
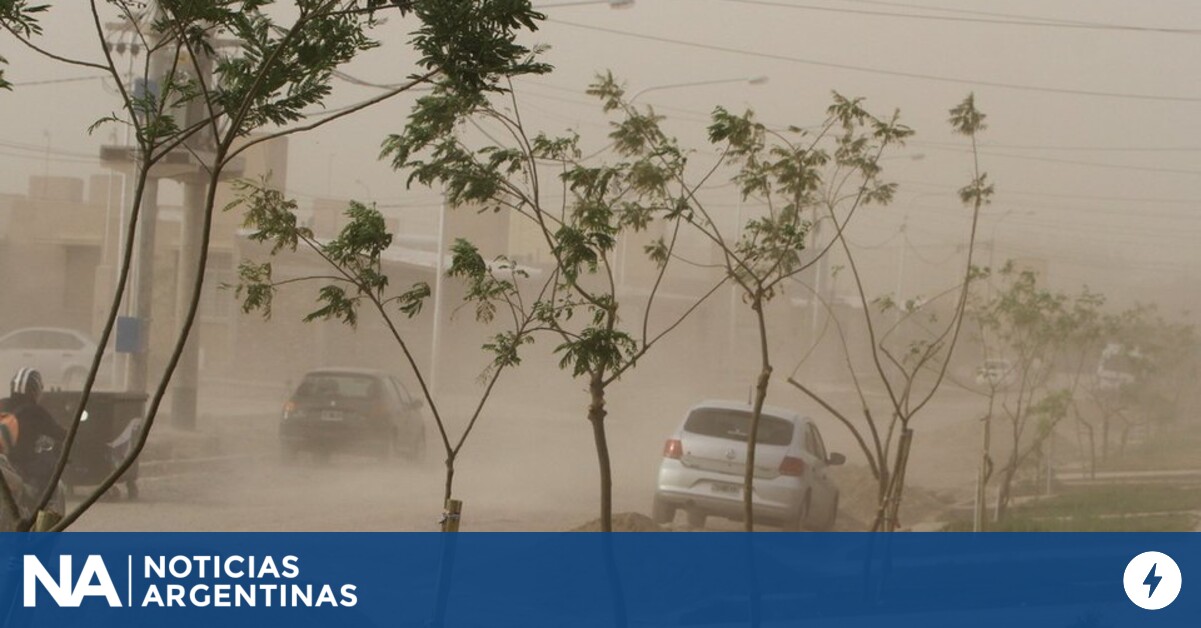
[571, 512, 663, 532]
[829, 464, 958, 530]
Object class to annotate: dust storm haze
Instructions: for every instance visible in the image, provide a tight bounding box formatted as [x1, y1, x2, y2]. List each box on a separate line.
[0, 1, 1198, 532]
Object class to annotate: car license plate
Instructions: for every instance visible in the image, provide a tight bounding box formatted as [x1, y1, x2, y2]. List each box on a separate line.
[320, 410, 344, 422]
[711, 483, 741, 496]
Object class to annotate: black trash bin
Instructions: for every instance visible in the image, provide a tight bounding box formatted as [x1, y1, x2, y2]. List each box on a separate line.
[40, 391, 147, 499]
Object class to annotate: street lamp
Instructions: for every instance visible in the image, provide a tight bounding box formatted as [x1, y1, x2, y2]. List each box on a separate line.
[629, 75, 769, 104]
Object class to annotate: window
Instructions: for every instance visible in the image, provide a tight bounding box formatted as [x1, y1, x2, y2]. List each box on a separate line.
[389, 377, 413, 405]
[806, 425, 828, 461]
[296, 373, 378, 400]
[42, 331, 86, 351]
[0, 331, 37, 350]
[684, 408, 795, 446]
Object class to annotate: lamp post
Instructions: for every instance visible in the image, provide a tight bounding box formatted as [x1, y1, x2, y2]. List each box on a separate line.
[629, 75, 768, 104]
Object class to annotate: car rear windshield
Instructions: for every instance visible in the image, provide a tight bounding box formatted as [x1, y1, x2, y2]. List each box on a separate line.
[683, 409, 795, 446]
[295, 374, 378, 400]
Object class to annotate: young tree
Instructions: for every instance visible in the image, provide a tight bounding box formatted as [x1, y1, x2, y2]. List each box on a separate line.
[643, 93, 913, 531]
[1075, 304, 1199, 470]
[233, 189, 556, 524]
[384, 73, 748, 531]
[786, 94, 991, 531]
[0, 0, 547, 531]
[972, 267, 1106, 521]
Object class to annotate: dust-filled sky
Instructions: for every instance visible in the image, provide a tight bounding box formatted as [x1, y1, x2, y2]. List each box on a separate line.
[1, 0, 1199, 313]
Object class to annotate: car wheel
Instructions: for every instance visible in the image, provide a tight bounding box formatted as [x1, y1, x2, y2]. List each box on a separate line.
[686, 509, 706, 529]
[651, 495, 676, 525]
[819, 494, 839, 532]
[784, 493, 811, 532]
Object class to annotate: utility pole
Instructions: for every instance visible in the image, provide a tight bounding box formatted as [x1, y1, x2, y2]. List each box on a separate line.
[126, 175, 161, 394]
[169, 42, 213, 431]
[102, 6, 167, 396]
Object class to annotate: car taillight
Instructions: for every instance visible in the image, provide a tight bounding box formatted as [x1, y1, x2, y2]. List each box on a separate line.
[282, 401, 296, 419]
[779, 456, 806, 476]
[663, 439, 682, 460]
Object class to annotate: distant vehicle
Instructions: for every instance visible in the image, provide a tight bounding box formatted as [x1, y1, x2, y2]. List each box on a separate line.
[653, 400, 843, 531]
[0, 327, 109, 390]
[974, 358, 1015, 389]
[1096, 342, 1140, 391]
[280, 368, 426, 462]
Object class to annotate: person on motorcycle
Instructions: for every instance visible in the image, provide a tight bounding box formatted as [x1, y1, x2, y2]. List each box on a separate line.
[0, 368, 65, 502]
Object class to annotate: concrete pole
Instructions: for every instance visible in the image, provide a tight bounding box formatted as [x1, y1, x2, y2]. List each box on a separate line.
[126, 176, 160, 394]
[170, 47, 213, 431]
[171, 177, 204, 430]
[124, 2, 166, 395]
[429, 196, 447, 397]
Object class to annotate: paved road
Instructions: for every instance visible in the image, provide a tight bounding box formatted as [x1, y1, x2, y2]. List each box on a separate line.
[70, 379, 995, 532]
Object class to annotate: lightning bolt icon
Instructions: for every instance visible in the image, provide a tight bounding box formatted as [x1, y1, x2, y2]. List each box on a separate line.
[1143, 563, 1162, 598]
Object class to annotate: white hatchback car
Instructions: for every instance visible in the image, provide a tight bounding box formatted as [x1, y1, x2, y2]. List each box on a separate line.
[653, 400, 844, 531]
[0, 327, 109, 390]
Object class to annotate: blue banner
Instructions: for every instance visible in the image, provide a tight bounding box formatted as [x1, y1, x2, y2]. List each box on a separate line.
[0, 533, 1194, 627]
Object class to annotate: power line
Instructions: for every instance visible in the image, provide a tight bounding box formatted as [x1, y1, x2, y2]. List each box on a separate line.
[912, 139, 1201, 153]
[9, 75, 106, 87]
[897, 178, 1201, 206]
[724, 0, 1201, 35]
[920, 144, 1201, 177]
[838, 0, 1113, 26]
[548, 19, 1201, 103]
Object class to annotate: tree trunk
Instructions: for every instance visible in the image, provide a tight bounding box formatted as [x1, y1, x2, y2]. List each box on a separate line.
[1117, 423, 1133, 460]
[993, 461, 1018, 521]
[974, 401, 994, 531]
[882, 428, 913, 531]
[443, 452, 457, 511]
[870, 465, 890, 532]
[742, 300, 772, 532]
[588, 371, 613, 532]
[1100, 411, 1111, 464]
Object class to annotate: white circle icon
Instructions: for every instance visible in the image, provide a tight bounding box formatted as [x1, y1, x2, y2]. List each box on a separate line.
[1123, 551, 1182, 610]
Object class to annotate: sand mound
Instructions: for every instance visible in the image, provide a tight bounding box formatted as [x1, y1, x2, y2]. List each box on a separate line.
[572, 512, 664, 532]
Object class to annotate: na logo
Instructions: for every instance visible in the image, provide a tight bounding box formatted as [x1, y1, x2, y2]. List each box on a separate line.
[23, 555, 122, 608]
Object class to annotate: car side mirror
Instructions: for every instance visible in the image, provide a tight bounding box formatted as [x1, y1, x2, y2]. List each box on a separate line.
[827, 452, 846, 466]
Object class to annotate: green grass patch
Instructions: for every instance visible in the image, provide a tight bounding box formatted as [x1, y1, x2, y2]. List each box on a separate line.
[1017, 484, 1201, 518]
[940, 483, 1201, 531]
[942, 513, 1196, 532]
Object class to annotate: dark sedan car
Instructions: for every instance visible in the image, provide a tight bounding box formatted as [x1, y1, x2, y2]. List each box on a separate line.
[281, 368, 426, 462]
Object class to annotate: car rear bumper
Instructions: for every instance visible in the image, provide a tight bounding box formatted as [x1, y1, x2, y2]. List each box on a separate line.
[656, 464, 803, 524]
[280, 419, 387, 452]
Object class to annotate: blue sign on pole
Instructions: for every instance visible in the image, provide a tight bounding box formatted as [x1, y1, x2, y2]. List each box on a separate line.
[115, 316, 143, 354]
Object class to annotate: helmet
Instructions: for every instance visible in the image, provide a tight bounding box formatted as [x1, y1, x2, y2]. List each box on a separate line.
[10, 367, 43, 398]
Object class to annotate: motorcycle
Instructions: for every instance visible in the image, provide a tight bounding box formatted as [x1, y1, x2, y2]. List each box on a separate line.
[0, 445, 66, 531]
